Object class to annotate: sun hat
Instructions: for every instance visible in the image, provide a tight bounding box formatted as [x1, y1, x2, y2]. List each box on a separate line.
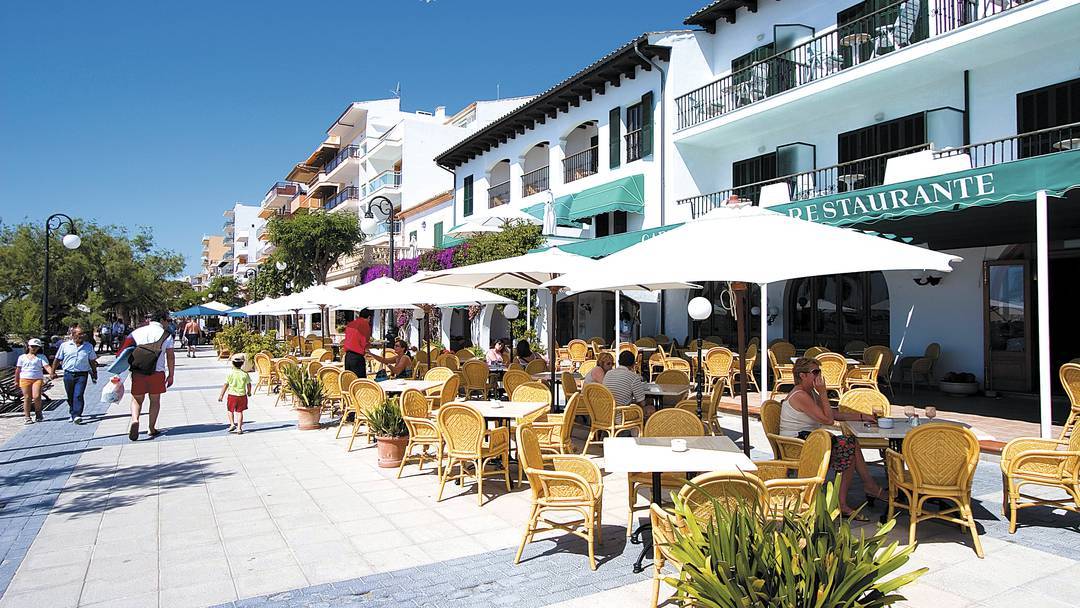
[231, 354, 245, 363]
[27, 338, 43, 347]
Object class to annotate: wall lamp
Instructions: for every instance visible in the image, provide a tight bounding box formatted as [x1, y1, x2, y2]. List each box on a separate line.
[912, 270, 944, 286]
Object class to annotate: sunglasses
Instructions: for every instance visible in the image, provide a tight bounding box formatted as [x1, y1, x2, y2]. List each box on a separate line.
[802, 369, 821, 376]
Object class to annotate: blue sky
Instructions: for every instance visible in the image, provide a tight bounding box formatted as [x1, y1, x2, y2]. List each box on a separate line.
[0, 0, 704, 275]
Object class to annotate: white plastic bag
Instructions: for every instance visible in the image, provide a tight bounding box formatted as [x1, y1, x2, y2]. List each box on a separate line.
[101, 374, 126, 403]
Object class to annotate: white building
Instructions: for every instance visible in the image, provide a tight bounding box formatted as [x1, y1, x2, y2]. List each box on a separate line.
[223, 203, 264, 281]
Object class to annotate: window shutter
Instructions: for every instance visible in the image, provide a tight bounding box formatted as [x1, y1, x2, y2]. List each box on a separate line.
[463, 176, 474, 217]
[434, 222, 444, 248]
[609, 107, 621, 169]
[640, 92, 654, 158]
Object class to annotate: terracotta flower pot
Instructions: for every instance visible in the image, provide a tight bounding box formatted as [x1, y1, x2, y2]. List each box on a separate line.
[376, 436, 409, 468]
[295, 406, 322, 430]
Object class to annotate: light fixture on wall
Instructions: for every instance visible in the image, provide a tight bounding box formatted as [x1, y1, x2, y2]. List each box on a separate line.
[874, 112, 885, 122]
[911, 270, 944, 286]
[767, 306, 779, 325]
[421, 221, 427, 231]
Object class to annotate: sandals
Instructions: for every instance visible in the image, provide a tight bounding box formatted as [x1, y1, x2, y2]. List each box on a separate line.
[147, 429, 163, 439]
[128, 421, 140, 441]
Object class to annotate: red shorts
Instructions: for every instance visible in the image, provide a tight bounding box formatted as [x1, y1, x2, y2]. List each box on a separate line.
[226, 394, 248, 412]
[131, 372, 166, 396]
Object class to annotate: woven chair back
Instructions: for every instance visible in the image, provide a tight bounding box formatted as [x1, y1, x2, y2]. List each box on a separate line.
[1062, 364, 1080, 421]
[581, 383, 616, 427]
[310, 348, 327, 361]
[461, 360, 489, 391]
[816, 353, 848, 388]
[437, 353, 460, 371]
[924, 342, 941, 360]
[654, 369, 690, 387]
[516, 424, 546, 495]
[507, 362, 524, 372]
[438, 403, 485, 456]
[438, 375, 461, 405]
[338, 370, 358, 396]
[635, 337, 657, 348]
[561, 371, 579, 400]
[804, 346, 829, 358]
[760, 400, 781, 436]
[513, 382, 552, 408]
[905, 425, 978, 490]
[665, 357, 691, 374]
[578, 360, 597, 376]
[560, 394, 580, 443]
[1065, 431, 1080, 474]
[678, 471, 768, 522]
[863, 345, 893, 376]
[349, 379, 385, 416]
[318, 367, 342, 399]
[306, 361, 322, 378]
[400, 388, 429, 418]
[770, 341, 796, 366]
[644, 409, 704, 437]
[424, 367, 454, 382]
[618, 342, 638, 360]
[253, 353, 272, 377]
[456, 348, 476, 361]
[844, 340, 869, 353]
[704, 347, 734, 376]
[524, 359, 547, 375]
[797, 429, 832, 479]
[567, 340, 590, 362]
[838, 388, 890, 417]
[674, 399, 698, 414]
[503, 369, 531, 397]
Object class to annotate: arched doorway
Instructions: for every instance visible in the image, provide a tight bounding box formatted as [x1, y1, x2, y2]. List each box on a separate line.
[785, 272, 889, 350]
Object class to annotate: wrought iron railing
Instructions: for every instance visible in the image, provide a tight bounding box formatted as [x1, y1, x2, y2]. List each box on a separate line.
[324, 186, 361, 211]
[521, 166, 550, 197]
[324, 145, 362, 174]
[676, 0, 1028, 130]
[625, 130, 645, 162]
[488, 180, 511, 208]
[262, 181, 301, 203]
[365, 170, 401, 195]
[563, 146, 598, 183]
[935, 121, 1080, 168]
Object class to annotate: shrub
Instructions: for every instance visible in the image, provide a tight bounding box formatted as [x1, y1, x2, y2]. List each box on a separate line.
[366, 396, 406, 437]
[282, 365, 324, 410]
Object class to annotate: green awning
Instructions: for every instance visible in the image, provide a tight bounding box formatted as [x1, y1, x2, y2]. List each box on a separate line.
[439, 234, 467, 249]
[554, 224, 681, 258]
[524, 173, 646, 225]
[769, 149, 1080, 226]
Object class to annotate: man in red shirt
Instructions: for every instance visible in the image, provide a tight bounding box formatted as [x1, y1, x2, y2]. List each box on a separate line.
[342, 309, 372, 378]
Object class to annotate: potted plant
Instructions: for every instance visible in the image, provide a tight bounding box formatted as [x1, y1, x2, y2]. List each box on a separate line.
[366, 396, 408, 467]
[468, 344, 486, 360]
[282, 365, 324, 430]
[663, 482, 926, 607]
[940, 371, 979, 396]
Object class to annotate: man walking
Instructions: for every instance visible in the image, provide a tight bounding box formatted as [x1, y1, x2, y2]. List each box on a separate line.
[111, 318, 125, 351]
[52, 328, 98, 424]
[117, 312, 175, 441]
[342, 309, 372, 378]
[182, 317, 202, 358]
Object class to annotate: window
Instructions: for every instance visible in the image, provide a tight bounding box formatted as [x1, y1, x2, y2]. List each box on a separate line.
[434, 222, 443, 248]
[732, 152, 778, 203]
[463, 175, 474, 217]
[1017, 77, 1080, 157]
[408, 230, 417, 245]
[593, 211, 627, 238]
[625, 102, 643, 162]
[837, 112, 926, 188]
[786, 272, 889, 349]
[838, 1, 928, 66]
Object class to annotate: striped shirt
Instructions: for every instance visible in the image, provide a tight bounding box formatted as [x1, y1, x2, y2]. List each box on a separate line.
[603, 366, 644, 406]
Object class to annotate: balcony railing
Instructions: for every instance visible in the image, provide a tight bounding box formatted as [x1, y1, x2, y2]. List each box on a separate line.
[324, 186, 361, 211]
[488, 180, 511, 208]
[625, 130, 644, 162]
[935, 121, 1080, 169]
[324, 145, 362, 174]
[521, 166, 550, 197]
[563, 146, 598, 183]
[365, 170, 401, 195]
[676, 0, 1028, 130]
[262, 181, 302, 204]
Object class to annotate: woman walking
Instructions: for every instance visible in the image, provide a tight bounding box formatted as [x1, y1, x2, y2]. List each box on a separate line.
[15, 339, 53, 424]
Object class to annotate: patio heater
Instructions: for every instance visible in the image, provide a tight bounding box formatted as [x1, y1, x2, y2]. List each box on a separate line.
[687, 296, 712, 418]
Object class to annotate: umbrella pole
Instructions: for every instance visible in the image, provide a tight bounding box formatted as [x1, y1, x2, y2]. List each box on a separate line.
[548, 286, 559, 411]
[424, 305, 432, 376]
[733, 282, 751, 457]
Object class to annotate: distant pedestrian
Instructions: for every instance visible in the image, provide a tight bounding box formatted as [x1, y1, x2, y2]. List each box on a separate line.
[218, 355, 251, 434]
[98, 323, 112, 354]
[51, 328, 98, 424]
[182, 318, 202, 358]
[111, 319, 125, 350]
[117, 312, 175, 441]
[15, 339, 52, 424]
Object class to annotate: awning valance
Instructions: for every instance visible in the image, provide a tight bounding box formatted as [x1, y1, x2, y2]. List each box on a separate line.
[546, 224, 682, 258]
[524, 173, 646, 226]
[769, 149, 1080, 227]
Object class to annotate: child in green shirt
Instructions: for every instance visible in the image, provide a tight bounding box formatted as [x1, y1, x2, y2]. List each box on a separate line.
[218, 356, 252, 434]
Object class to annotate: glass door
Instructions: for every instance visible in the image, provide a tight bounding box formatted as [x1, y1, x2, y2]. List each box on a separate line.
[984, 261, 1032, 392]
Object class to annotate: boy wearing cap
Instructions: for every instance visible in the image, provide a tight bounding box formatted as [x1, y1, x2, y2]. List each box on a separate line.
[218, 355, 251, 434]
[15, 339, 53, 424]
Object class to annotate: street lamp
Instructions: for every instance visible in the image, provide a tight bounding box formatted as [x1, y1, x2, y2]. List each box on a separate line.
[503, 303, 520, 365]
[360, 195, 397, 336]
[687, 296, 712, 418]
[42, 213, 80, 341]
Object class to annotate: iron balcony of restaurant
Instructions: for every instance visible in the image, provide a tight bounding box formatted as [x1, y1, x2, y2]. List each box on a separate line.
[678, 121, 1080, 218]
[323, 145, 363, 175]
[488, 180, 511, 208]
[563, 146, 599, 184]
[675, 0, 1031, 131]
[324, 186, 361, 211]
[521, 166, 550, 198]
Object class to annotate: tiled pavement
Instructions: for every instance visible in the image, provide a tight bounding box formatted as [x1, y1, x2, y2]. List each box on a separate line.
[0, 348, 1078, 607]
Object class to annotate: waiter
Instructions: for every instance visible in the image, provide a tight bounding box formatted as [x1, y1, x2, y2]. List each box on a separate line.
[342, 309, 372, 378]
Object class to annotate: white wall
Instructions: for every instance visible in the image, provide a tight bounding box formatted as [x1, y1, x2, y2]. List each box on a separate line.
[399, 200, 455, 250]
[400, 119, 462, 212]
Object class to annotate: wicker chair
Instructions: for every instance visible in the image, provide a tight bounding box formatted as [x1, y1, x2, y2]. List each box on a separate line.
[524, 359, 547, 375]
[1061, 363, 1080, 439]
[502, 369, 531, 400]
[566, 340, 590, 367]
[754, 428, 832, 518]
[646, 345, 667, 382]
[338, 370, 358, 412]
[577, 360, 597, 376]
[427, 375, 461, 410]
[886, 424, 983, 557]
[561, 370, 579, 404]
[425, 366, 455, 383]
[649, 473, 768, 608]
[305, 360, 322, 378]
[274, 359, 298, 407]
[456, 348, 476, 362]
[837, 388, 891, 452]
[579, 383, 643, 454]
[436, 403, 511, 506]
[531, 393, 579, 455]
[627, 409, 704, 534]
[397, 388, 442, 478]
[863, 345, 895, 396]
[309, 347, 328, 361]
[845, 351, 883, 391]
[759, 399, 805, 462]
[767, 349, 795, 400]
[663, 355, 691, 375]
[461, 360, 490, 400]
[1000, 429, 1080, 534]
[671, 380, 723, 436]
[515, 424, 604, 570]
[437, 353, 460, 371]
[769, 340, 795, 363]
[815, 352, 848, 400]
[252, 353, 274, 394]
[653, 369, 690, 387]
[844, 340, 869, 353]
[729, 343, 760, 394]
[512, 382, 553, 482]
[804, 346, 829, 358]
[317, 367, 344, 413]
[703, 347, 735, 396]
[899, 342, 940, 393]
[340, 379, 385, 452]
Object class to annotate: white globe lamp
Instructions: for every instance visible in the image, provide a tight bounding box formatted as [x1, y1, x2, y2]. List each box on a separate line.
[687, 297, 712, 321]
[503, 303, 520, 320]
[275, 261, 287, 271]
[62, 233, 81, 249]
[360, 215, 379, 235]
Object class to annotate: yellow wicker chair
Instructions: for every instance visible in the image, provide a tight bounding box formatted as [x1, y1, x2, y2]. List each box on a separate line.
[627, 409, 704, 534]
[1059, 363, 1080, 439]
[503, 369, 531, 398]
[461, 360, 491, 400]
[663, 355, 691, 375]
[845, 351, 883, 391]
[531, 393, 579, 455]
[424, 366, 455, 383]
[759, 399, 805, 462]
[837, 388, 891, 452]
[512, 382, 553, 482]
[309, 338, 324, 353]
[340, 379, 385, 452]
[804, 346, 829, 358]
[863, 345, 895, 396]
[456, 348, 476, 362]
[635, 336, 657, 348]
[437, 353, 460, 371]
[577, 360, 597, 376]
[309, 347, 328, 361]
[427, 375, 461, 410]
[909, 342, 941, 393]
[618, 342, 639, 360]
[252, 353, 275, 395]
[305, 360, 322, 379]
[436, 403, 511, 506]
[561, 370, 579, 404]
[702, 347, 735, 396]
[507, 362, 524, 372]
[338, 370, 358, 412]
[769, 340, 795, 364]
[1000, 429, 1080, 534]
[767, 348, 796, 400]
[397, 388, 442, 478]
[815, 352, 848, 400]
[728, 343, 760, 394]
[579, 383, 643, 454]
[649, 472, 768, 608]
[317, 367, 344, 413]
[515, 424, 603, 570]
[274, 359, 299, 407]
[672, 384, 722, 436]
[566, 339, 590, 366]
[524, 359, 547, 375]
[886, 424, 984, 557]
[646, 345, 668, 382]
[653, 369, 690, 387]
[754, 428, 832, 518]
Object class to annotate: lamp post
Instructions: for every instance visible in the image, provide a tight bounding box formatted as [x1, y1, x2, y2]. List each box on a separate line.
[503, 302, 520, 363]
[360, 195, 397, 338]
[42, 213, 81, 342]
[687, 297, 712, 418]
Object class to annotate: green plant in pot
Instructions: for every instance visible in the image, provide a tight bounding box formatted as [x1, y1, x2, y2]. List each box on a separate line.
[366, 396, 408, 468]
[468, 344, 486, 360]
[283, 365, 324, 430]
[662, 481, 926, 607]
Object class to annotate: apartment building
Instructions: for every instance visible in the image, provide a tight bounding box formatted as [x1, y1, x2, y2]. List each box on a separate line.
[199, 234, 229, 284]
[224, 203, 264, 280]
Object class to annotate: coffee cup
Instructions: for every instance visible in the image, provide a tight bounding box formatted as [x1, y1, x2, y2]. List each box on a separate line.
[877, 417, 894, 429]
[671, 439, 688, 452]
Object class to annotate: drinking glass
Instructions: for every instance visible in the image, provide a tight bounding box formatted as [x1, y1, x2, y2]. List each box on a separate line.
[903, 406, 916, 420]
[925, 406, 937, 421]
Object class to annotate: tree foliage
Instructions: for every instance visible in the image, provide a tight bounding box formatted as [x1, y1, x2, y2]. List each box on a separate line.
[246, 254, 291, 301]
[452, 222, 544, 338]
[266, 211, 363, 286]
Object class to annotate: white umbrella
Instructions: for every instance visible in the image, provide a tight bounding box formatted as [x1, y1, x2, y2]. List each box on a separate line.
[447, 205, 542, 237]
[542, 204, 962, 455]
[446, 222, 503, 237]
[542, 193, 557, 236]
[203, 301, 232, 312]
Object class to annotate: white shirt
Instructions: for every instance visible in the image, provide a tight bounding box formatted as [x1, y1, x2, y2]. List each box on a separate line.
[129, 322, 175, 373]
[17, 353, 50, 380]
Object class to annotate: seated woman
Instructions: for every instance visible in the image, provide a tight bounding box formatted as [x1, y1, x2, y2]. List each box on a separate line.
[515, 340, 545, 367]
[583, 352, 614, 386]
[780, 357, 886, 519]
[486, 339, 508, 367]
[368, 339, 414, 380]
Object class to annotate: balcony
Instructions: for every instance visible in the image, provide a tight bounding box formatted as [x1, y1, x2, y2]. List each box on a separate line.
[365, 170, 401, 196]
[256, 224, 270, 241]
[563, 146, 598, 184]
[261, 181, 302, 206]
[236, 230, 249, 244]
[678, 121, 1080, 218]
[521, 166, 550, 198]
[625, 130, 645, 163]
[676, 0, 1030, 131]
[324, 186, 361, 211]
[488, 180, 511, 208]
[324, 144, 362, 176]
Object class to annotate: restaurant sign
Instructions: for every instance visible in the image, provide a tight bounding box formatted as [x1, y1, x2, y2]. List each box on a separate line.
[769, 149, 1080, 227]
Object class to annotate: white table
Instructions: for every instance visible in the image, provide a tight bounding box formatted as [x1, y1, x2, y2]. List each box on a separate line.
[644, 383, 690, 404]
[843, 417, 963, 451]
[840, 32, 871, 65]
[463, 400, 549, 422]
[378, 379, 441, 394]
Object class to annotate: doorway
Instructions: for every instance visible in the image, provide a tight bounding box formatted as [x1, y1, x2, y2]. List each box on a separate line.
[1050, 254, 1080, 392]
[984, 259, 1032, 392]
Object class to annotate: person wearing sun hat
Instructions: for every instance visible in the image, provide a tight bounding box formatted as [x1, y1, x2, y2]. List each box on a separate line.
[15, 338, 53, 424]
[218, 354, 252, 434]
